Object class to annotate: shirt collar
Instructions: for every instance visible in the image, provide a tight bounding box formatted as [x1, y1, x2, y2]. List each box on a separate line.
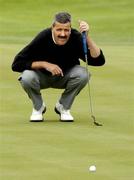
[52, 30, 57, 44]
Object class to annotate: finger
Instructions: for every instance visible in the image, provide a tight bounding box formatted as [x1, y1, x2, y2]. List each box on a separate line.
[56, 66, 64, 76]
[57, 69, 64, 76]
[79, 21, 89, 32]
[80, 24, 88, 30]
[52, 68, 63, 76]
[60, 70, 64, 77]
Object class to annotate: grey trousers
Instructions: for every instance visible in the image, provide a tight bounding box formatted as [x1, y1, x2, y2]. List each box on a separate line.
[19, 65, 90, 110]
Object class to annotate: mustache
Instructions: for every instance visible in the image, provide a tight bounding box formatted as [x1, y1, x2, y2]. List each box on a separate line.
[58, 36, 67, 39]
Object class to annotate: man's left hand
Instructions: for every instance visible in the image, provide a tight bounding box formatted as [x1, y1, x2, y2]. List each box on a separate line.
[79, 20, 89, 35]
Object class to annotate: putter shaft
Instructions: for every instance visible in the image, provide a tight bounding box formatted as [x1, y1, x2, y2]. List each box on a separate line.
[82, 32, 102, 126]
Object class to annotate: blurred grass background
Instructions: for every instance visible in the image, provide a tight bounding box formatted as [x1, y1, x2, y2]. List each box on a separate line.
[0, 0, 133, 44]
[0, 0, 134, 180]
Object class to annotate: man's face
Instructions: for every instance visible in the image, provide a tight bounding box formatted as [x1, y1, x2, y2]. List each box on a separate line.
[52, 21, 71, 45]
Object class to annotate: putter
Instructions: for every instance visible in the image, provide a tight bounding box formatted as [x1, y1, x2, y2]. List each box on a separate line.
[82, 32, 102, 126]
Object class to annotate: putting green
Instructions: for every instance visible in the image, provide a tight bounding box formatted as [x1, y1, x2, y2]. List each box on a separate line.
[0, 0, 133, 179]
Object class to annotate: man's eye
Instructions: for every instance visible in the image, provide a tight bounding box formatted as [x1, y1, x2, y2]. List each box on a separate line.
[65, 29, 69, 32]
[56, 29, 62, 32]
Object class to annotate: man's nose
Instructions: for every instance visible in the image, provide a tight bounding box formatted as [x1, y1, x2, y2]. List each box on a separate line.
[61, 30, 65, 36]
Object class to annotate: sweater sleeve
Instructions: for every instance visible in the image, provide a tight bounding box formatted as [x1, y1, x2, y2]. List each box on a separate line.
[86, 49, 105, 66]
[11, 30, 46, 72]
[12, 48, 34, 72]
[75, 31, 105, 66]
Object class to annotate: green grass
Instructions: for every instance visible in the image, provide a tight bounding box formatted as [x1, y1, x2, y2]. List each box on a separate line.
[0, 0, 134, 179]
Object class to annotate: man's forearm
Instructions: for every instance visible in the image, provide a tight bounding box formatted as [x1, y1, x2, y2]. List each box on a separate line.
[86, 36, 100, 58]
[31, 61, 47, 69]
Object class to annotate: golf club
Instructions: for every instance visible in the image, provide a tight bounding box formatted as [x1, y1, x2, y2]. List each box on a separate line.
[82, 31, 102, 126]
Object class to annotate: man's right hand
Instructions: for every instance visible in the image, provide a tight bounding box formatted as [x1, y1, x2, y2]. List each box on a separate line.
[44, 62, 63, 76]
[31, 61, 63, 76]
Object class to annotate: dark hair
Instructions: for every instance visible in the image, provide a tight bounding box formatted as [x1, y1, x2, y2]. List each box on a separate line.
[53, 12, 71, 25]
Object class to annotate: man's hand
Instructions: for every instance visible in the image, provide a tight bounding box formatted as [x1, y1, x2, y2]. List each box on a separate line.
[79, 20, 89, 35]
[45, 62, 63, 76]
[78, 20, 100, 58]
[31, 61, 63, 76]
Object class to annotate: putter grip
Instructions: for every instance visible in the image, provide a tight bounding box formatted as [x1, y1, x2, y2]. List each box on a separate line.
[82, 32, 87, 55]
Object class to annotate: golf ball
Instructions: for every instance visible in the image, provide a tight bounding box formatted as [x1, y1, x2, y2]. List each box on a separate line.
[89, 165, 96, 172]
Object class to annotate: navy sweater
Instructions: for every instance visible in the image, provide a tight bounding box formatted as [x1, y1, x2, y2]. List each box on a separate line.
[12, 28, 105, 73]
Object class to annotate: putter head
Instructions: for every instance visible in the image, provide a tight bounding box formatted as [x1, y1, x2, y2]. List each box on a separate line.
[91, 115, 103, 126]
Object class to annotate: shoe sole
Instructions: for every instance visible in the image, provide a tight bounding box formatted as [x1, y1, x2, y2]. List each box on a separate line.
[30, 107, 46, 122]
[30, 119, 44, 122]
[54, 107, 74, 122]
